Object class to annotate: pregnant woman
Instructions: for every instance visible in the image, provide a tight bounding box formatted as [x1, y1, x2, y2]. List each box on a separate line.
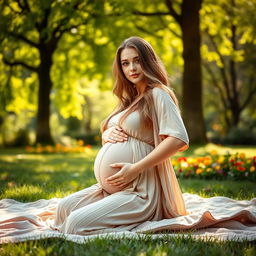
[1, 37, 255, 243]
[54, 36, 189, 234]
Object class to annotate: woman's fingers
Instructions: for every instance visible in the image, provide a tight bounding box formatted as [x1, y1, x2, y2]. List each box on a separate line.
[112, 127, 128, 142]
[104, 126, 128, 143]
[115, 126, 123, 131]
[107, 180, 125, 187]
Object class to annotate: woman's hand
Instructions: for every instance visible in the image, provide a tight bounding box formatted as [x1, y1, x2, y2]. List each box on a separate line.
[105, 163, 140, 187]
[102, 126, 128, 144]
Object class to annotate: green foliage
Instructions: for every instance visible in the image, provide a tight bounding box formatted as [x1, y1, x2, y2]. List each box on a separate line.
[201, 0, 256, 134]
[0, 0, 256, 146]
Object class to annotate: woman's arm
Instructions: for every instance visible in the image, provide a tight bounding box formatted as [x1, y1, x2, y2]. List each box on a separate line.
[132, 135, 186, 172]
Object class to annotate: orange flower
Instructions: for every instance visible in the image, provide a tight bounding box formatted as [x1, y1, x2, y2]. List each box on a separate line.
[77, 140, 84, 146]
[196, 168, 203, 175]
[197, 157, 204, 163]
[203, 157, 212, 165]
[36, 145, 43, 153]
[55, 143, 62, 152]
[25, 146, 33, 152]
[250, 166, 255, 172]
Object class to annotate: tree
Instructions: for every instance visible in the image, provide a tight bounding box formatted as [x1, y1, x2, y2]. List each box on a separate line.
[201, 0, 256, 132]
[0, 0, 103, 144]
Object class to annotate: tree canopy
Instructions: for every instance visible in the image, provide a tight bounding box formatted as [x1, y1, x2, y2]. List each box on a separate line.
[0, 0, 255, 146]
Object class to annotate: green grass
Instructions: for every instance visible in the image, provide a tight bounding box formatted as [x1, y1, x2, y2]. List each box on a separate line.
[0, 145, 255, 255]
[1, 235, 255, 256]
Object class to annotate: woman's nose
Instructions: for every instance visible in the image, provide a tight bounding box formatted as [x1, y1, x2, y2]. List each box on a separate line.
[129, 62, 136, 71]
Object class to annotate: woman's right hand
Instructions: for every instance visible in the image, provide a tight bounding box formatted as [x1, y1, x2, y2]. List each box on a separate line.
[102, 126, 128, 144]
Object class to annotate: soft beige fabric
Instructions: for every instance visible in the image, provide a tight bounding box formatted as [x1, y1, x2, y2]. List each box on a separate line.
[0, 87, 255, 243]
[0, 193, 255, 243]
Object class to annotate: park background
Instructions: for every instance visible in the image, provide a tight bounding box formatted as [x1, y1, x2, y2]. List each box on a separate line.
[0, 0, 255, 147]
[0, 0, 256, 255]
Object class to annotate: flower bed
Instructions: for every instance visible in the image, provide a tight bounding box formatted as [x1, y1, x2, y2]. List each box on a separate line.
[25, 140, 92, 154]
[172, 150, 256, 181]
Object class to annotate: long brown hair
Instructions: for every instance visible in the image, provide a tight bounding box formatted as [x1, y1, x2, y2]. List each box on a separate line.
[101, 36, 180, 133]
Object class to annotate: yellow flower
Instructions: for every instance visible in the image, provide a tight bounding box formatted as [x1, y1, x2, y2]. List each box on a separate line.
[239, 153, 246, 159]
[45, 145, 54, 153]
[214, 165, 220, 170]
[188, 158, 196, 164]
[172, 160, 178, 166]
[210, 150, 217, 155]
[250, 166, 255, 172]
[199, 163, 206, 168]
[196, 168, 203, 175]
[218, 156, 225, 164]
[206, 168, 212, 172]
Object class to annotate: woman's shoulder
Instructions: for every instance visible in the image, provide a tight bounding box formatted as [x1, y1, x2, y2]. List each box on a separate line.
[151, 86, 173, 102]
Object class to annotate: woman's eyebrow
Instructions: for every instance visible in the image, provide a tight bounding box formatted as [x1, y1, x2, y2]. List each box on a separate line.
[121, 56, 139, 62]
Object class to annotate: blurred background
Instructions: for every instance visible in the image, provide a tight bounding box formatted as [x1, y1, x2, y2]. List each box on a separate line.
[0, 0, 255, 148]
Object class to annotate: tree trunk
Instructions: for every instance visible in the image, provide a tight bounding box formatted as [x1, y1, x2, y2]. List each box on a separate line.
[229, 21, 240, 127]
[83, 95, 93, 133]
[35, 47, 54, 144]
[180, 0, 208, 144]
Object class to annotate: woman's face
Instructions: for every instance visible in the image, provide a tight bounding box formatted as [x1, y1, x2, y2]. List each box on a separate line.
[120, 47, 145, 85]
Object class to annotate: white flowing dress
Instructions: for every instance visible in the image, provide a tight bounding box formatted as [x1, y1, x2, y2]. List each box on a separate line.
[0, 87, 255, 243]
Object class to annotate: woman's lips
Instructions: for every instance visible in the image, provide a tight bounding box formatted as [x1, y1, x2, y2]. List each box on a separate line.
[130, 73, 139, 78]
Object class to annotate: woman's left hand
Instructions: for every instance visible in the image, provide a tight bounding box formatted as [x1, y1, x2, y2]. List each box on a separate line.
[105, 163, 139, 187]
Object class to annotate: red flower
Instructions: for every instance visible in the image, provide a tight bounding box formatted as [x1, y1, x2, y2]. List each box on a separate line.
[178, 168, 183, 173]
[234, 161, 242, 166]
[237, 166, 246, 172]
[178, 157, 187, 162]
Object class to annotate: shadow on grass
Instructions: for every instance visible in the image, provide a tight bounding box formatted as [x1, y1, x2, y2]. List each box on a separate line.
[0, 153, 97, 202]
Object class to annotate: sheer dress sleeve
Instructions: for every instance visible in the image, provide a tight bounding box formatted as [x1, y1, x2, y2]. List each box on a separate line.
[152, 87, 189, 152]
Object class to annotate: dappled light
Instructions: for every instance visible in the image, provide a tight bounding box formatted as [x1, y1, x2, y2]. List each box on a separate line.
[0, 0, 255, 253]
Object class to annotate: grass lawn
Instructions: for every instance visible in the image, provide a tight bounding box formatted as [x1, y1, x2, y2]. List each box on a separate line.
[0, 144, 255, 255]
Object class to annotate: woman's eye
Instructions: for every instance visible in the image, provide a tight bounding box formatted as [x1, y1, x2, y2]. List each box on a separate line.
[122, 62, 128, 66]
[135, 59, 140, 64]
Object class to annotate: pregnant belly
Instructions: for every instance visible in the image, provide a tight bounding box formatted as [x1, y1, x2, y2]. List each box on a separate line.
[94, 142, 133, 194]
